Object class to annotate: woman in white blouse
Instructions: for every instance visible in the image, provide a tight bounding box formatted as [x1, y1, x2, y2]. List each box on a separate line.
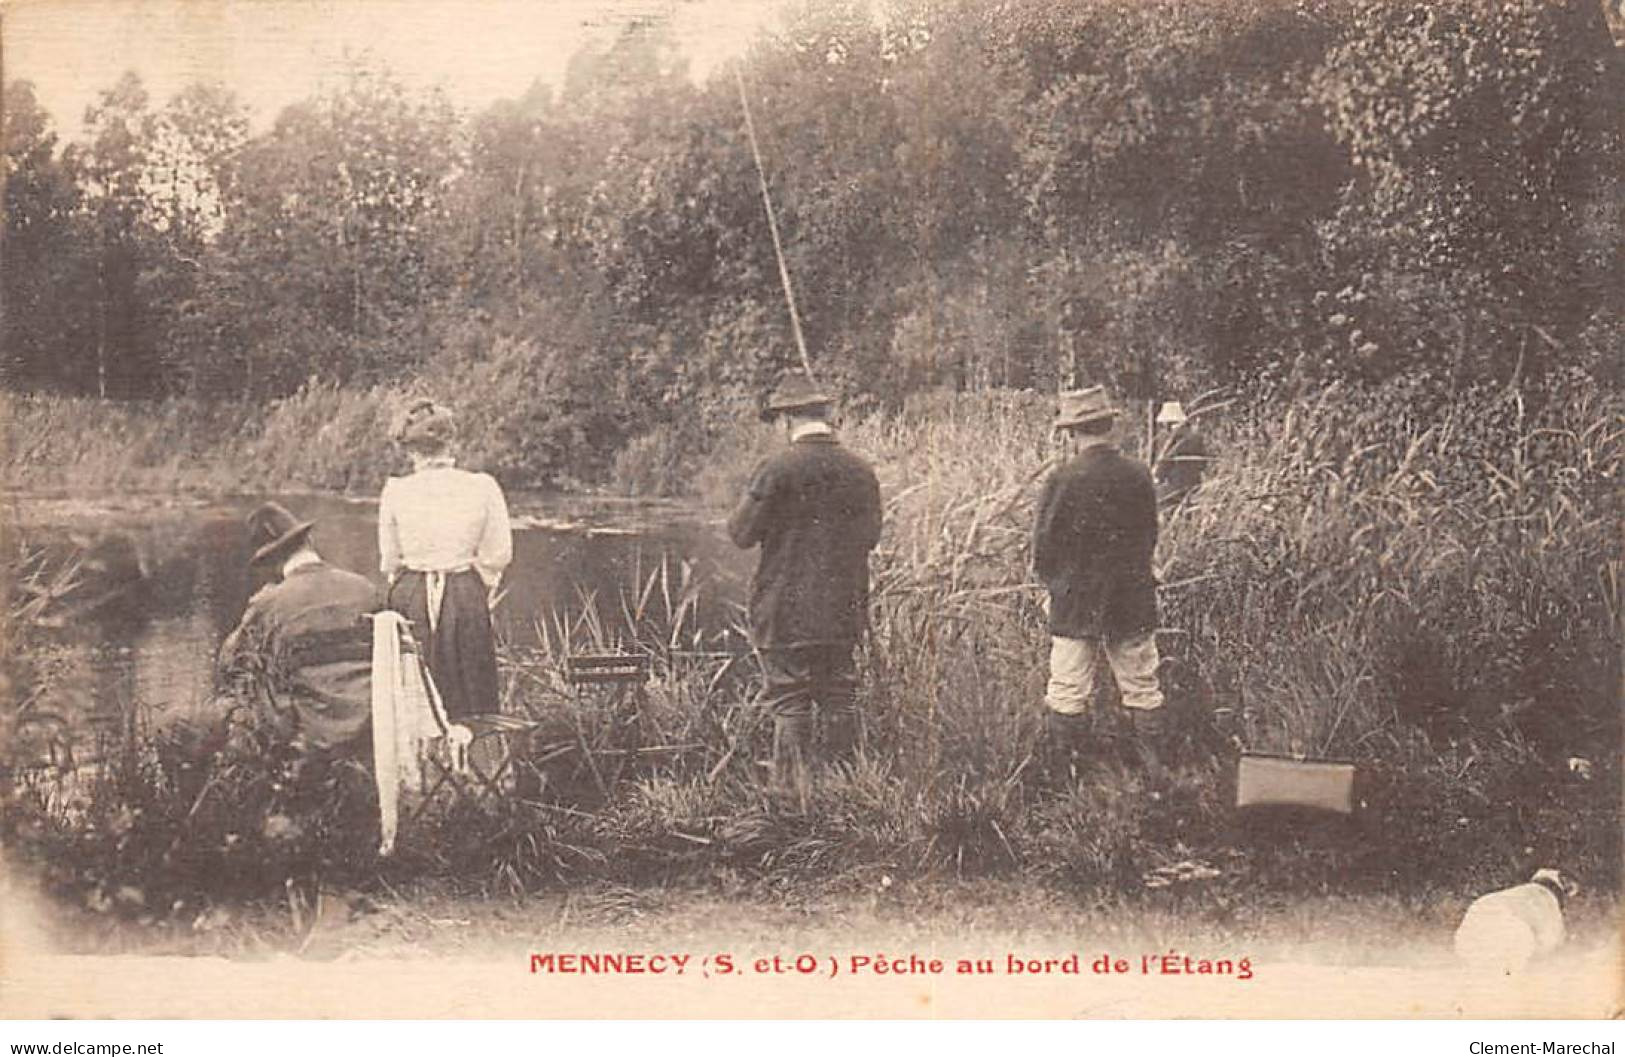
[379, 399, 513, 719]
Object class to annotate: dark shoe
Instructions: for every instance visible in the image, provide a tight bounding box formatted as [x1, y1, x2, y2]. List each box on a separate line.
[1129, 708, 1169, 785]
[771, 715, 815, 808]
[1042, 709, 1088, 787]
[822, 709, 859, 764]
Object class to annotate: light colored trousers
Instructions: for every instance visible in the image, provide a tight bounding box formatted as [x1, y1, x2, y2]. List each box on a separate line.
[1045, 631, 1164, 714]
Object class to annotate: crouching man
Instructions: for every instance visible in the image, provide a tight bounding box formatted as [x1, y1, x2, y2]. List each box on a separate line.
[727, 373, 882, 798]
[1032, 387, 1166, 781]
[217, 501, 376, 752]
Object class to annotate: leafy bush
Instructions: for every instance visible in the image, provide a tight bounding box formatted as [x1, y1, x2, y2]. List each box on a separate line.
[250, 381, 402, 492]
[1157, 370, 1621, 756]
[10, 0, 1619, 415]
[1, 393, 260, 491]
[4, 379, 1619, 921]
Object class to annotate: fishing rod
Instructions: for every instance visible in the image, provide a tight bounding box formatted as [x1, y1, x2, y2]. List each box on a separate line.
[733, 63, 816, 381]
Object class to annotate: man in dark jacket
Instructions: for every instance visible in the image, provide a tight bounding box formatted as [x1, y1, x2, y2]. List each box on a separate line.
[1032, 386, 1166, 778]
[218, 501, 377, 752]
[1152, 400, 1209, 508]
[728, 373, 882, 791]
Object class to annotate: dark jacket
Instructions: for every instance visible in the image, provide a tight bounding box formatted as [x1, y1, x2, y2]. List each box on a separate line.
[218, 560, 378, 749]
[1154, 424, 1209, 503]
[1032, 442, 1159, 639]
[727, 432, 882, 648]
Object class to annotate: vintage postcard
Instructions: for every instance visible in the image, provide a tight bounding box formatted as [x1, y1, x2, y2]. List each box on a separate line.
[1, 0, 1620, 1021]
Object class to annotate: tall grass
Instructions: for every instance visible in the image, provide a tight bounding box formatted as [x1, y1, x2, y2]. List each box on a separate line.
[1158, 373, 1620, 757]
[1, 388, 391, 494]
[2, 355, 583, 494]
[247, 382, 403, 492]
[4, 376, 1619, 921]
[1, 393, 263, 492]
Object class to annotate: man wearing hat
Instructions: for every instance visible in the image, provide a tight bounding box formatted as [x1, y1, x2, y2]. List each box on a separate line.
[217, 502, 377, 751]
[1152, 400, 1209, 507]
[728, 372, 882, 795]
[1032, 386, 1166, 779]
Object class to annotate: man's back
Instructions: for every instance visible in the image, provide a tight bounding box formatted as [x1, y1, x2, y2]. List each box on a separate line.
[728, 435, 882, 648]
[225, 561, 377, 748]
[1032, 445, 1158, 639]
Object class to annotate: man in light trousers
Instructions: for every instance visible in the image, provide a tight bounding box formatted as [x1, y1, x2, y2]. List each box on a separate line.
[1032, 386, 1167, 781]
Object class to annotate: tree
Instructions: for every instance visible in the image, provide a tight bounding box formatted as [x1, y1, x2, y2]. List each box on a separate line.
[203, 64, 464, 397]
[140, 83, 251, 396]
[2, 81, 92, 392]
[73, 71, 166, 398]
[1310, 0, 1623, 386]
[1008, 0, 1347, 393]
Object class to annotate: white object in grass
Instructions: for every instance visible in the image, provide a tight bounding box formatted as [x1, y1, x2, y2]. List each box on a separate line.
[1453, 868, 1575, 974]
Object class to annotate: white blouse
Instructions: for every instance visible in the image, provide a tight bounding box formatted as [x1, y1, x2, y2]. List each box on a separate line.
[378, 465, 513, 589]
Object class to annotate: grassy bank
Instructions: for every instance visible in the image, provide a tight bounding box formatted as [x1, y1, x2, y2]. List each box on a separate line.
[3, 372, 585, 495]
[2, 376, 1620, 930]
[1, 388, 390, 495]
[2, 331, 642, 494]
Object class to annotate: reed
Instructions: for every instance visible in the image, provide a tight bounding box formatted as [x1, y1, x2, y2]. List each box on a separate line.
[4, 375, 1619, 924]
[468, 374, 1618, 894]
[1, 393, 262, 492]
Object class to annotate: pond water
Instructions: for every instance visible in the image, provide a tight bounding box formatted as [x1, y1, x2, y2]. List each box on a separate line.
[6, 491, 753, 739]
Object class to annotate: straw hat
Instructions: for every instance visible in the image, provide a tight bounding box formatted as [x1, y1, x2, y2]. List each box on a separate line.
[247, 501, 315, 566]
[1053, 386, 1118, 430]
[760, 373, 833, 422]
[1156, 401, 1188, 425]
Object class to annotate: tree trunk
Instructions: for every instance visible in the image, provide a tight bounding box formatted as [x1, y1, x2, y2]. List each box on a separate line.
[513, 161, 527, 310]
[352, 246, 362, 339]
[96, 250, 108, 399]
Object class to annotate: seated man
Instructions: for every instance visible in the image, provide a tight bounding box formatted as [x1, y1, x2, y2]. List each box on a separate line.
[217, 502, 377, 752]
[219, 502, 474, 856]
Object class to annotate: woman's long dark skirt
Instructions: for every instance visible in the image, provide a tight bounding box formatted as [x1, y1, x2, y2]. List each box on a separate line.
[386, 569, 499, 720]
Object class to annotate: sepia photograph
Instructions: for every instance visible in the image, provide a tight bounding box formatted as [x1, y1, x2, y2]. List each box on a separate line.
[0, 0, 1620, 1023]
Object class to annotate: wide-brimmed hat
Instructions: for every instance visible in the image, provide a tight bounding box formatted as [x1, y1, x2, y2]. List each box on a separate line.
[395, 398, 456, 450]
[1053, 386, 1118, 430]
[760, 373, 833, 422]
[247, 501, 315, 566]
[1156, 401, 1188, 425]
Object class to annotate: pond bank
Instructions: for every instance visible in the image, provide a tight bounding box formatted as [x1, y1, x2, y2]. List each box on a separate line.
[4, 382, 1620, 950]
[2, 488, 751, 782]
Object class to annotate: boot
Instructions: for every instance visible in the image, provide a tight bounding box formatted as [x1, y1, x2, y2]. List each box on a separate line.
[1128, 707, 1169, 786]
[822, 708, 859, 765]
[771, 714, 815, 809]
[1042, 709, 1088, 788]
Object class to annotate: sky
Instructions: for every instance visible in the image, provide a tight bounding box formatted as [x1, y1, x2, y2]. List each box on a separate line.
[4, 0, 786, 139]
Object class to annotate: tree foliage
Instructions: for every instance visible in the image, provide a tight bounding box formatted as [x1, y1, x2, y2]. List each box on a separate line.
[3, 0, 1620, 483]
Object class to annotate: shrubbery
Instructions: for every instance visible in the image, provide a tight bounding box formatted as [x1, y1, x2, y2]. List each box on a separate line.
[2, 0, 1619, 937]
[6, 1, 1620, 480]
[6, 379, 1617, 923]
